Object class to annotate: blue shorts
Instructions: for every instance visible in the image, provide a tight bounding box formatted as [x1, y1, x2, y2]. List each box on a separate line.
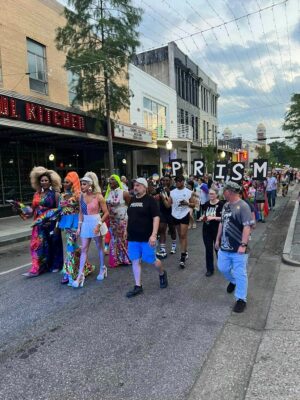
[128, 241, 157, 264]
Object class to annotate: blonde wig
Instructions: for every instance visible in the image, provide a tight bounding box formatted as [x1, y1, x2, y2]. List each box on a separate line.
[30, 166, 62, 192]
[84, 171, 101, 194]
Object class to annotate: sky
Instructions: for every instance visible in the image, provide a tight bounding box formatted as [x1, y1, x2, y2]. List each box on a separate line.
[57, 0, 300, 143]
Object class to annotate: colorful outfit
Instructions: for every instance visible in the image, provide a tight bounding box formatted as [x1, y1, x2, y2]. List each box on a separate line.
[29, 190, 63, 275]
[80, 195, 103, 238]
[106, 188, 130, 267]
[58, 193, 95, 280]
[254, 180, 268, 222]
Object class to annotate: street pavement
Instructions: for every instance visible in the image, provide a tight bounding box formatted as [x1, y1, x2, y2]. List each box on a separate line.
[0, 188, 298, 400]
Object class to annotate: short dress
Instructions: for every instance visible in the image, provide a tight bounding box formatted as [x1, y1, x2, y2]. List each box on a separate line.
[80, 194, 101, 239]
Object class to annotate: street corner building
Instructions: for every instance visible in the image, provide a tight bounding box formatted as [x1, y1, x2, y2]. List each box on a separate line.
[0, 0, 158, 217]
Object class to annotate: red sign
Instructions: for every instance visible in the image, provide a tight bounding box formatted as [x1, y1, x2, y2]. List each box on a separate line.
[0, 95, 85, 132]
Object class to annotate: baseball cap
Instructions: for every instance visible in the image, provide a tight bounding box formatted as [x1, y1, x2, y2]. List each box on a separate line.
[80, 176, 93, 184]
[134, 177, 148, 188]
[223, 181, 241, 193]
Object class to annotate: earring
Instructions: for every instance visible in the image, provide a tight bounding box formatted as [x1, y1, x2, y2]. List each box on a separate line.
[50, 185, 53, 191]
[88, 186, 93, 193]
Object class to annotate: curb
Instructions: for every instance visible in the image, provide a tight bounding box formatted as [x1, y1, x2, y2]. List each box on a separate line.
[282, 196, 300, 266]
[0, 232, 31, 247]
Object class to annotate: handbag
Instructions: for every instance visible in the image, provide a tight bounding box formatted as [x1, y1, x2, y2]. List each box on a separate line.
[99, 222, 108, 236]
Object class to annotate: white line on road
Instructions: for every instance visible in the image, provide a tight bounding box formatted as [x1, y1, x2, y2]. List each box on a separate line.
[0, 263, 30, 276]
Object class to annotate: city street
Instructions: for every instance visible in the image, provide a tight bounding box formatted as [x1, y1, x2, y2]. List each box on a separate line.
[0, 191, 295, 400]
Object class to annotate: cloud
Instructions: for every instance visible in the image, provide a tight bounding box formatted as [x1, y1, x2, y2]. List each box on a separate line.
[292, 21, 300, 44]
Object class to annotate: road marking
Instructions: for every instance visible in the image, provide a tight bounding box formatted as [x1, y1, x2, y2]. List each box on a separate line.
[0, 263, 30, 276]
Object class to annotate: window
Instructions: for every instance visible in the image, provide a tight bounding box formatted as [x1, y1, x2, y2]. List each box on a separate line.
[0, 48, 3, 86]
[180, 109, 184, 125]
[185, 111, 189, 126]
[27, 38, 48, 94]
[143, 97, 167, 138]
[67, 70, 80, 105]
[195, 117, 199, 141]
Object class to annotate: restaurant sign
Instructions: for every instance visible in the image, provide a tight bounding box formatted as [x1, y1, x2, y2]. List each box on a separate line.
[0, 94, 86, 132]
[114, 123, 153, 143]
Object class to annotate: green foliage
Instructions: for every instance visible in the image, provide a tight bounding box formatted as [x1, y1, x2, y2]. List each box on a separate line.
[202, 144, 216, 173]
[283, 94, 300, 142]
[269, 141, 300, 168]
[56, 0, 142, 118]
[256, 146, 269, 160]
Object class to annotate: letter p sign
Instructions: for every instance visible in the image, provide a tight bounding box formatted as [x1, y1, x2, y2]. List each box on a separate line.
[171, 159, 183, 176]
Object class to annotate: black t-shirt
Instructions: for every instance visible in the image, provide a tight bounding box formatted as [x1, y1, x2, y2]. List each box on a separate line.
[157, 186, 174, 216]
[202, 200, 225, 231]
[127, 194, 160, 242]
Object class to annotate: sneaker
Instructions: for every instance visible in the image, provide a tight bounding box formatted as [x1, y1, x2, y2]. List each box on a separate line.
[227, 282, 236, 293]
[126, 285, 143, 298]
[205, 271, 214, 277]
[159, 271, 168, 288]
[233, 299, 247, 313]
[156, 250, 167, 259]
[179, 253, 186, 269]
[170, 244, 176, 254]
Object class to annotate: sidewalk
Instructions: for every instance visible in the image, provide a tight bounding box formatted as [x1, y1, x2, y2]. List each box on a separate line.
[188, 183, 300, 400]
[0, 216, 32, 247]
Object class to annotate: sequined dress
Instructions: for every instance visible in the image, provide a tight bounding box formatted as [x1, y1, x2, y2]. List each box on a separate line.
[58, 193, 95, 279]
[29, 190, 63, 275]
[106, 188, 130, 267]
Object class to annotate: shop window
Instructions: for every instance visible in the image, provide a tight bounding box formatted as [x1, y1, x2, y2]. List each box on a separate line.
[27, 38, 48, 95]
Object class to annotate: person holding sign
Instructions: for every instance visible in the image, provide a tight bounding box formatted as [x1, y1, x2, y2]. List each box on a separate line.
[168, 175, 195, 269]
[200, 188, 224, 277]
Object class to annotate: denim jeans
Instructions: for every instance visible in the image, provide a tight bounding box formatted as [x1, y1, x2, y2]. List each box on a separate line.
[218, 249, 249, 301]
[267, 190, 276, 208]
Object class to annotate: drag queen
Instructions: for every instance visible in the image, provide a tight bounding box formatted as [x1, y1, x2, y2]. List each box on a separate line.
[73, 172, 109, 288]
[23, 166, 63, 277]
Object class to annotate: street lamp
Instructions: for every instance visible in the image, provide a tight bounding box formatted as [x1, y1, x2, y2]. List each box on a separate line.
[166, 140, 173, 164]
[220, 151, 226, 159]
[49, 154, 55, 161]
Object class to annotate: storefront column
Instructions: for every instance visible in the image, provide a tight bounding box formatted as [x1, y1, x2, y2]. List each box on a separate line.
[132, 150, 138, 179]
[187, 141, 191, 176]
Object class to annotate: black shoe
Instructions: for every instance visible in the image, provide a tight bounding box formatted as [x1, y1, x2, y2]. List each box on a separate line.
[205, 271, 214, 277]
[179, 253, 187, 269]
[126, 285, 143, 298]
[233, 299, 247, 313]
[159, 271, 168, 288]
[227, 282, 236, 293]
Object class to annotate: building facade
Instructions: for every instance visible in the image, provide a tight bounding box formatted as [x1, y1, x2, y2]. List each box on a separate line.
[134, 41, 219, 174]
[128, 63, 177, 176]
[0, 0, 157, 214]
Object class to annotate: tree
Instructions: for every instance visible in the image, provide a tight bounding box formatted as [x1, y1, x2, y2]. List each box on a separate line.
[269, 141, 300, 168]
[283, 93, 300, 143]
[202, 144, 216, 173]
[56, 0, 142, 173]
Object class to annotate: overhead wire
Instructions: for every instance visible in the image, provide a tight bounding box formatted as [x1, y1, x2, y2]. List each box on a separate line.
[203, 0, 272, 126]
[254, 0, 287, 103]
[284, 1, 296, 93]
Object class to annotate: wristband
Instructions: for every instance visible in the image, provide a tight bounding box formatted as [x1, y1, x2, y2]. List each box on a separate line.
[78, 221, 83, 225]
[240, 242, 247, 247]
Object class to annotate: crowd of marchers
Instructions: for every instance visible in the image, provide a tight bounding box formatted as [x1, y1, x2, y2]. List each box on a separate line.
[9, 166, 299, 313]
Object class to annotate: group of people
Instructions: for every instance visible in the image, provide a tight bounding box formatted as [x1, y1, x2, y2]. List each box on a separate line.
[15, 165, 293, 313]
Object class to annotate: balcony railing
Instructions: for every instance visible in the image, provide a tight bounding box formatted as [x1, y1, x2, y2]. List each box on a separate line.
[177, 124, 193, 140]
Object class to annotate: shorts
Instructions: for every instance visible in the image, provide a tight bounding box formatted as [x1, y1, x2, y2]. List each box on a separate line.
[128, 241, 157, 264]
[160, 213, 174, 225]
[172, 213, 190, 225]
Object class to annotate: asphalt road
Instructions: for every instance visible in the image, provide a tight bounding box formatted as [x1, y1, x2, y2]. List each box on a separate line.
[0, 193, 293, 400]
